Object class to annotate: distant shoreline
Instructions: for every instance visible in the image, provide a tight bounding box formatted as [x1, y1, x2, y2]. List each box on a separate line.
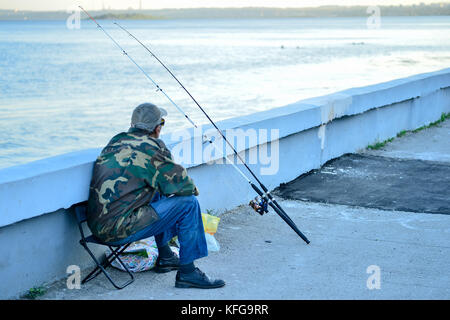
[91, 13, 164, 20]
[1, 4, 450, 21]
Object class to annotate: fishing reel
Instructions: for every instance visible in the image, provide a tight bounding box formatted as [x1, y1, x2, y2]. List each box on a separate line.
[249, 196, 269, 216]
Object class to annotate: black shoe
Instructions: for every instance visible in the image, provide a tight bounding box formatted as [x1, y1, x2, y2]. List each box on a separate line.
[153, 254, 180, 273]
[175, 268, 225, 289]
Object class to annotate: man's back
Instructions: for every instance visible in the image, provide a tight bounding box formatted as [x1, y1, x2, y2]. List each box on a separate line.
[87, 127, 196, 243]
[84, 102, 224, 289]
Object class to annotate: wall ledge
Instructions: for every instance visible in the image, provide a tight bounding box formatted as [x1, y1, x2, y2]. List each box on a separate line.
[1, 67, 449, 228]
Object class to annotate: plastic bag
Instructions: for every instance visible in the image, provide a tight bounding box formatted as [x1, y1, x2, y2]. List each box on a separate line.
[202, 213, 220, 235]
[205, 232, 220, 252]
[170, 213, 221, 253]
[202, 213, 221, 252]
[105, 236, 179, 273]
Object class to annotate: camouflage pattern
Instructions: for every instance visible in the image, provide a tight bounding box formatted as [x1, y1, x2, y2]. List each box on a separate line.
[87, 127, 198, 243]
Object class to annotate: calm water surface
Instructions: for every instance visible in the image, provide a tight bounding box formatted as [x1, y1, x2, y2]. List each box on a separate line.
[0, 16, 449, 168]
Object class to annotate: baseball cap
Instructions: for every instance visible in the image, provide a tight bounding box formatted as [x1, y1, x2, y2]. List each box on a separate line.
[130, 103, 167, 133]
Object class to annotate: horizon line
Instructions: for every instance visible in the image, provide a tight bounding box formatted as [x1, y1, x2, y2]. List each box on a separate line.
[2, 3, 450, 13]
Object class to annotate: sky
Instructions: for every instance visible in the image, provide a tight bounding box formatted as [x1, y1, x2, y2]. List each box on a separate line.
[0, 0, 447, 11]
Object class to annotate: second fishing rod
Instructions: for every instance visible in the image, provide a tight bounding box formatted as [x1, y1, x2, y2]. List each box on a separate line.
[113, 22, 296, 225]
[79, 7, 310, 244]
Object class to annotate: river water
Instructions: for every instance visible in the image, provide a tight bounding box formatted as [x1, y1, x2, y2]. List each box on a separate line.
[0, 16, 449, 168]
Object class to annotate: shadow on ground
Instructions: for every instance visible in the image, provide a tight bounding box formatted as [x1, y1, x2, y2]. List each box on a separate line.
[275, 154, 450, 215]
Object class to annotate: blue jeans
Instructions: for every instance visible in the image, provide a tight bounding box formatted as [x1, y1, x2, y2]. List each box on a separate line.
[106, 193, 208, 265]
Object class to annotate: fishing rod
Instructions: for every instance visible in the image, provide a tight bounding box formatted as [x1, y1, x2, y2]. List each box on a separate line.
[79, 7, 310, 244]
[79, 6, 308, 244]
[112, 22, 303, 238]
[114, 22, 294, 218]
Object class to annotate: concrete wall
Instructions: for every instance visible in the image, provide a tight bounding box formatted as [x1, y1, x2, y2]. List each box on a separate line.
[1, 68, 449, 299]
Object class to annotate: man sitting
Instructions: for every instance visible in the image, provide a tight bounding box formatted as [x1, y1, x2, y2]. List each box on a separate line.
[87, 102, 225, 289]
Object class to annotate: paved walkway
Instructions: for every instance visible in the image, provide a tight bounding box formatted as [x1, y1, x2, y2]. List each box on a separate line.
[37, 119, 450, 300]
[275, 154, 450, 214]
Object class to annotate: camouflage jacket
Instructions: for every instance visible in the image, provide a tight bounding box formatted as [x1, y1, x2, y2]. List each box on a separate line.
[87, 128, 198, 243]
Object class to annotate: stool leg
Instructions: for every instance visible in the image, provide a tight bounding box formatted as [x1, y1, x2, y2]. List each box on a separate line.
[82, 244, 131, 283]
[80, 242, 134, 289]
[106, 246, 135, 289]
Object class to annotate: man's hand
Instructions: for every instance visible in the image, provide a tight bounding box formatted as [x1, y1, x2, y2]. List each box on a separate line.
[193, 187, 200, 196]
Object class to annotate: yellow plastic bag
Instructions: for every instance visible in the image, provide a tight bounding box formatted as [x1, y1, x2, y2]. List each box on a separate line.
[202, 213, 220, 235]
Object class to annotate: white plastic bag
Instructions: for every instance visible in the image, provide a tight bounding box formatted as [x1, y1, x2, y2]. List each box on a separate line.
[205, 232, 220, 252]
[202, 212, 221, 252]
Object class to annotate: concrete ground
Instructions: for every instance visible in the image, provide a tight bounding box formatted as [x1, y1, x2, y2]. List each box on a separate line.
[36, 119, 450, 300]
[275, 154, 450, 214]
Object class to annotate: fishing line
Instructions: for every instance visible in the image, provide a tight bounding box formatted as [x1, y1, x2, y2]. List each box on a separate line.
[113, 21, 300, 230]
[80, 6, 309, 244]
